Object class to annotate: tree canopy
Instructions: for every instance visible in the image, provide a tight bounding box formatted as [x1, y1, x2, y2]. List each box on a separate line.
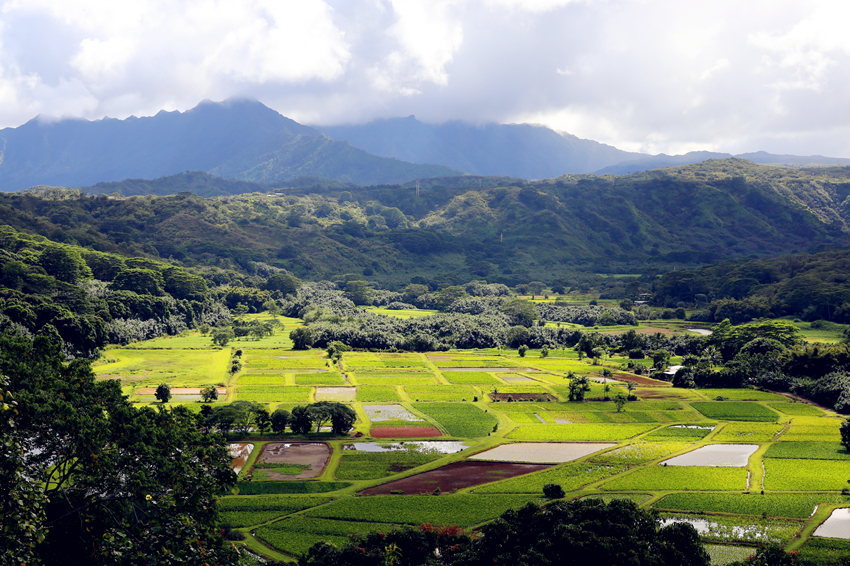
[0, 331, 241, 565]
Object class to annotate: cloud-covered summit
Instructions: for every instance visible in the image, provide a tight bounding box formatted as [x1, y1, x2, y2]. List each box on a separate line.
[0, 0, 848, 158]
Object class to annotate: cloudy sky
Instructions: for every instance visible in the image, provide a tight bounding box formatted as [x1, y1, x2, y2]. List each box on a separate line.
[0, 0, 848, 156]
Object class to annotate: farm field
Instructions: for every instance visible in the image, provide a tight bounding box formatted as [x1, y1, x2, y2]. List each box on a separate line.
[92, 329, 850, 563]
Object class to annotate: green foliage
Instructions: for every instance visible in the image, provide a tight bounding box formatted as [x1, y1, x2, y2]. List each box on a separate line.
[270, 407, 291, 433]
[1, 332, 239, 564]
[200, 384, 218, 403]
[155, 382, 171, 403]
[543, 483, 566, 498]
[290, 326, 315, 350]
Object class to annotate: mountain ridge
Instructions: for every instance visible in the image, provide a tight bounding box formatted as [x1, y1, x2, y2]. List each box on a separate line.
[0, 98, 460, 191]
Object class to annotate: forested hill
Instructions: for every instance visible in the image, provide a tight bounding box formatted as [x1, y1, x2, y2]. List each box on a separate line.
[0, 99, 459, 191]
[1, 158, 848, 286]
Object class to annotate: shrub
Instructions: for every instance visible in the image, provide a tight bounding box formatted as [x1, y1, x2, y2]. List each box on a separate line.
[518, 345, 528, 357]
[543, 483, 566, 499]
[155, 382, 171, 403]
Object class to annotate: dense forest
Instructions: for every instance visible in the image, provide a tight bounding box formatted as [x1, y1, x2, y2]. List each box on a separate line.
[654, 249, 850, 324]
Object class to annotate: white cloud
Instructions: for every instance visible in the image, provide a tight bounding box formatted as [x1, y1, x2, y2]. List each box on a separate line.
[0, 0, 848, 158]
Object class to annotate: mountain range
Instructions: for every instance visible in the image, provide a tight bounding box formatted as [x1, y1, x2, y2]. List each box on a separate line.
[1, 98, 850, 192]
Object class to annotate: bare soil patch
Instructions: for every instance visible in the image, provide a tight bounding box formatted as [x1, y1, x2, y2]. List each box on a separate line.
[252, 443, 330, 479]
[315, 387, 356, 401]
[489, 393, 556, 402]
[360, 461, 550, 495]
[229, 443, 254, 473]
[370, 427, 442, 438]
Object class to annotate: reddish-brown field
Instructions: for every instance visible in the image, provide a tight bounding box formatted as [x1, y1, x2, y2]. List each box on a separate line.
[635, 388, 695, 400]
[370, 426, 442, 438]
[611, 373, 670, 387]
[360, 461, 550, 495]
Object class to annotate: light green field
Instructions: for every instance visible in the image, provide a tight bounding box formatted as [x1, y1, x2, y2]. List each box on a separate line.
[364, 307, 440, 318]
[95, 348, 231, 389]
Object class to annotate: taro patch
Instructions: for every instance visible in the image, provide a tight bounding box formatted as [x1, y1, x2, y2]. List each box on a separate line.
[250, 443, 331, 480]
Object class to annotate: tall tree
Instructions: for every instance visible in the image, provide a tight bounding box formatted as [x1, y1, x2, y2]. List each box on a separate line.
[0, 331, 241, 565]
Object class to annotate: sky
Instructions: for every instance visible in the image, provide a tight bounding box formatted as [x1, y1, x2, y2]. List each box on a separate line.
[0, 0, 848, 156]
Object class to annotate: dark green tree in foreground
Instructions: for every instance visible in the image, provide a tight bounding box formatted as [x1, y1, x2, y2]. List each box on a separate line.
[0, 331, 241, 566]
[155, 382, 171, 403]
[841, 418, 850, 452]
[300, 499, 709, 566]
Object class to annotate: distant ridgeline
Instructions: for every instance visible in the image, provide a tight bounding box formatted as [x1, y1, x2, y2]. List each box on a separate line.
[3, 158, 850, 286]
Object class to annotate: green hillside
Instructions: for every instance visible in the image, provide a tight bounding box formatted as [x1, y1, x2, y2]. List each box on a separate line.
[3, 158, 850, 286]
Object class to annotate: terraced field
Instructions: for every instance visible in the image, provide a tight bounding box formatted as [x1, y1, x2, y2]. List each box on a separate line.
[103, 337, 850, 563]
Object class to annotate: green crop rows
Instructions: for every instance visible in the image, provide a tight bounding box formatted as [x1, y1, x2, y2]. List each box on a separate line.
[475, 463, 627, 494]
[406, 386, 478, 402]
[764, 442, 850, 460]
[236, 386, 312, 403]
[601, 466, 748, 491]
[713, 422, 784, 442]
[219, 496, 331, 527]
[232, 482, 352, 495]
[306, 494, 540, 526]
[507, 423, 656, 441]
[335, 451, 444, 480]
[691, 402, 779, 422]
[593, 442, 694, 464]
[256, 517, 400, 557]
[763, 459, 850, 491]
[412, 403, 497, 437]
[659, 513, 801, 544]
[356, 386, 402, 402]
[654, 493, 850, 519]
[644, 425, 714, 440]
[442, 371, 501, 385]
